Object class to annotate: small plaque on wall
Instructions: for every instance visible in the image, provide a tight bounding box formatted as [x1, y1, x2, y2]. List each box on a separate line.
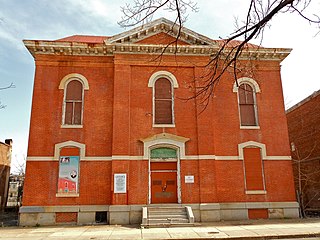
[185, 175, 194, 183]
[114, 173, 127, 193]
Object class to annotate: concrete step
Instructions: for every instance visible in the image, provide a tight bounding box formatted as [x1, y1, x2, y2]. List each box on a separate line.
[141, 222, 200, 228]
[148, 218, 189, 224]
[148, 214, 188, 219]
[142, 206, 195, 228]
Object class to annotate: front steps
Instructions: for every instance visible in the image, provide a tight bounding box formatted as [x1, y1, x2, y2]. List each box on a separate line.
[141, 205, 196, 228]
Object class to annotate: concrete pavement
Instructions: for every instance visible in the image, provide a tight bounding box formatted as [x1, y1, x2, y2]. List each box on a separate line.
[1, 218, 320, 239]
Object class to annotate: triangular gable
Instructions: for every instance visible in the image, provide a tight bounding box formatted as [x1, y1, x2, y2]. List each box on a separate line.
[106, 18, 216, 46]
[136, 32, 190, 45]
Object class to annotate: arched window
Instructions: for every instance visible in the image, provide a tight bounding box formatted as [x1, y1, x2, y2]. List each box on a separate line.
[238, 83, 258, 126]
[154, 78, 173, 124]
[59, 73, 89, 128]
[64, 80, 83, 125]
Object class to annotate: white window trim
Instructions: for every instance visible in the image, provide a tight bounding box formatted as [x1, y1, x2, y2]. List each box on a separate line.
[55, 141, 85, 198]
[59, 73, 89, 128]
[239, 141, 267, 193]
[240, 126, 260, 130]
[59, 73, 89, 90]
[232, 77, 261, 93]
[153, 124, 176, 128]
[233, 77, 260, 128]
[54, 140, 86, 160]
[148, 71, 178, 127]
[245, 190, 267, 195]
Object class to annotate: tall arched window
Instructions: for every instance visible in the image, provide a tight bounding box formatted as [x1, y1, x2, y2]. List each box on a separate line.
[154, 78, 173, 124]
[64, 80, 84, 125]
[238, 83, 258, 126]
[59, 73, 89, 127]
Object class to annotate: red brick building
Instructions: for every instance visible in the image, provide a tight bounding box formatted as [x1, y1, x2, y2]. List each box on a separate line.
[20, 18, 298, 225]
[287, 90, 320, 214]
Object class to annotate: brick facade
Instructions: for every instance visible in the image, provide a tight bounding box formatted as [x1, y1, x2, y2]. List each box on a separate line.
[20, 18, 298, 226]
[287, 90, 320, 212]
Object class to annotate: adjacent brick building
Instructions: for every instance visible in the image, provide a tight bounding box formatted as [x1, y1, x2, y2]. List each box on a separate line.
[20, 18, 299, 226]
[0, 139, 12, 211]
[287, 90, 320, 214]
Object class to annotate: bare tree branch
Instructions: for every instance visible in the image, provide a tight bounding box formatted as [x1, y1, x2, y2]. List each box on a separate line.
[120, 0, 320, 111]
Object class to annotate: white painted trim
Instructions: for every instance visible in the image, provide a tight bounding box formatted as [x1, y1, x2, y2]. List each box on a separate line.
[83, 157, 112, 161]
[54, 141, 86, 160]
[240, 126, 260, 130]
[141, 133, 189, 160]
[111, 156, 144, 160]
[26, 154, 292, 161]
[215, 156, 239, 160]
[27, 157, 55, 161]
[153, 124, 176, 128]
[238, 141, 267, 160]
[245, 190, 267, 195]
[148, 71, 179, 88]
[233, 77, 261, 93]
[61, 124, 83, 129]
[59, 73, 89, 90]
[56, 193, 79, 198]
[265, 156, 292, 160]
[183, 155, 216, 160]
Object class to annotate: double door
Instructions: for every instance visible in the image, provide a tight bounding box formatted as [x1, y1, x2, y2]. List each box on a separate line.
[150, 162, 177, 203]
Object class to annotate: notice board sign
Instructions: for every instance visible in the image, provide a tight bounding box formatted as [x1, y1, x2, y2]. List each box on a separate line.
[185, 175, 194, 183]
[114, 173, 127, 193]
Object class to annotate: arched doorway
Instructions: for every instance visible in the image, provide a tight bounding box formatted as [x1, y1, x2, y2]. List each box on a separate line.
[149, 147, 179, 204]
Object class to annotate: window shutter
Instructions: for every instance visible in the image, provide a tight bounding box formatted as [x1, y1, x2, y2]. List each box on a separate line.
[243, 147, 264, 190]
[154, 78, 173, 124]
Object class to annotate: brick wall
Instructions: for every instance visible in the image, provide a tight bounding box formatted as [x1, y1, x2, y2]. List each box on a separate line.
[23, 33, 296, 209]
[287, 91, 320, 208]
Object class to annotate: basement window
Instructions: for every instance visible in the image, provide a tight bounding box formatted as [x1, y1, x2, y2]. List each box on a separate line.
[95, 211, 108, 224]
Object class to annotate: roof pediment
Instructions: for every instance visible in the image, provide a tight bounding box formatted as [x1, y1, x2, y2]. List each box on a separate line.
[106, 18, 217, 46]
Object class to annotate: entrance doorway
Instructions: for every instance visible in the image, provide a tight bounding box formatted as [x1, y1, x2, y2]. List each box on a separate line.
[150, 147, 179, 204]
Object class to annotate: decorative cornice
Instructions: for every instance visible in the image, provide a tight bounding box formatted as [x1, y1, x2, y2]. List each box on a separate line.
[23, 40, 291, 61]
[105, 17, 216, 46]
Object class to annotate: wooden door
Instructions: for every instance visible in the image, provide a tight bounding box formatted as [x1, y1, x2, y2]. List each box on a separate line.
[151, 162, 177, 203]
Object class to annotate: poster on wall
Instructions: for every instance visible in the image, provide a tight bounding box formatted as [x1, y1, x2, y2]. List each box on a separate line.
[57, 156, 79, 194]
[114, 173, 126, 193]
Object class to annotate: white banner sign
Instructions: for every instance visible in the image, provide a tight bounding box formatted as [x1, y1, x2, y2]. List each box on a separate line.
[114, 173, 127, 193]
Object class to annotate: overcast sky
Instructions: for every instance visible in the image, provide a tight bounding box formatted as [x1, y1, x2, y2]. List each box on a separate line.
[0, 0, 319, 172]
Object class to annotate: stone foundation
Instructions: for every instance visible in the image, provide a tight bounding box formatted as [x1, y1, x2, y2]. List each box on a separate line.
[19, 202, 299, 226]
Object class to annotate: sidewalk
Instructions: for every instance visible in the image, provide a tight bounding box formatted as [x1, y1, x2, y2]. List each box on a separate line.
[1, 218, 320, 240]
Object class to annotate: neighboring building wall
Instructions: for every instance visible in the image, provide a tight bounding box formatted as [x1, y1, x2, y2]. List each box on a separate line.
[7, 174, 24, 208]
[287, 90, 320, 210]
[0, 139, 12, 211]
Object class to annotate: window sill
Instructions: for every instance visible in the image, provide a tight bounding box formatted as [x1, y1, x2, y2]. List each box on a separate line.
[240, 126, 260, 130]
[61, 125, 83, 129]
[153, 124, 176, 128]
[245, 190, 266, 195]
[56, 193, 79, 198]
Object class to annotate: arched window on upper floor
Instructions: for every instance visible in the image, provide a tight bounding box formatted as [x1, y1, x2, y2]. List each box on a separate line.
[148, 71, 178, 127]
[59, 73, 89, 128]
[233, 77, 260, 128]
[154, 78, 173, 124]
